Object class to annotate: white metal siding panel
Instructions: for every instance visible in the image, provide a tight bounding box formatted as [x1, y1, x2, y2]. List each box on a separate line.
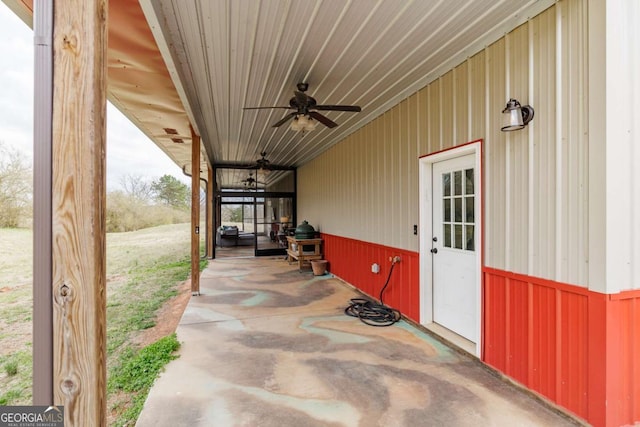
[506, 24, 530, 274]
[531, 8, 557, 279]
[365, 124, 374, 239]
[565, 0, 589, 286]
[440, 73, 455, 150]
[407, 93, 420, 248]
[630, 1, 640, 291]
[417, 87, 429, 157]
[398, 99, 410, 249]
[387, 108, 397, 247]
[484, 38, 507, 269]
[298, 0, 591, 286]
[374, 119, 385, 241]
[454, 62, 470, 144]
[469, 51, 486, 142]
[428, 84, 440, 153]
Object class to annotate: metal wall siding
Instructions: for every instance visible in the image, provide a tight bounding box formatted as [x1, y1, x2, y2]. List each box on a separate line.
[407, 94, 419, 248]
[483, 272, 507, 368]
[453, 63, 469, 143]
[321, 233, 420, 321]
[558, 292, 589, 416]
[440, 73, 454, 148]
[484, 38, 507, 269]
[530, 284, 557, 400]
[605, 293, 640, 426]
[481, 269, 640, 426]
[298, 0, 589, 282]
[531, 7, 557, 280]
[507, 24, 530, 274]
[468, 51, 486, 141]
[483, 267, 591, 421]
[389, 107, 400, 248]
[507, 277, 529, 385]
[427, 84, 440, 153]
[417, 87, 427, 153]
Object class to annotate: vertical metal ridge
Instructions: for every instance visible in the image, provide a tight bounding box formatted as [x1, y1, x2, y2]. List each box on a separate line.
[554, 3, 563, 282]
[483, 43, 492, 265]
[527, 20, 535, 276]
[504, 33, 511, 271]
[32, 0, 53, 405]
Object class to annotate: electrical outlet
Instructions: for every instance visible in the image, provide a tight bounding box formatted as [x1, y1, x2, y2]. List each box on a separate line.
[413, 224, 418, 235]
[371, 263, 380, 274]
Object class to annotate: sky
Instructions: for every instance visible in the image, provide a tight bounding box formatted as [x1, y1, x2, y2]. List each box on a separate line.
[0, 2, 189, 190]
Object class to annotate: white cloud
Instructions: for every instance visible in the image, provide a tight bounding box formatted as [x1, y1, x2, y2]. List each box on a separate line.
[0, 2, 190, 191]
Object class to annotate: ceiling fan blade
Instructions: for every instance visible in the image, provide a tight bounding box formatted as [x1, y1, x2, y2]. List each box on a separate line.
[272, 112, 297, 127]
[314, 105, 361, 112]
[309, 111, 338, 128]
[243, 106, 291, 110]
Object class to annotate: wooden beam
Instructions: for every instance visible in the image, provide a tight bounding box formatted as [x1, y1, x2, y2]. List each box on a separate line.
[191, 127, 201, 295]
[51, 0, 108, 425]
[206, 165, 214, 258]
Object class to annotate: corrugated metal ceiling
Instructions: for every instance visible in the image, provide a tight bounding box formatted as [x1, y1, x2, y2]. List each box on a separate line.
[3, 0, 556, 187]
[141, 0, 554, 177]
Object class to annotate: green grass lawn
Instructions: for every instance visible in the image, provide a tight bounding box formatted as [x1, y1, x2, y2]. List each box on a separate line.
[0, 223, 206, 425]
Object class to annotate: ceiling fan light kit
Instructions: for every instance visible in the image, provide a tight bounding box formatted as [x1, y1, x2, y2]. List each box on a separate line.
[290, 114, 319, 132]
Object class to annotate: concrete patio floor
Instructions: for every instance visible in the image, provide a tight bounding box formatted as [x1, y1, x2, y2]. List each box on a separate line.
[136, 257, 582, 427]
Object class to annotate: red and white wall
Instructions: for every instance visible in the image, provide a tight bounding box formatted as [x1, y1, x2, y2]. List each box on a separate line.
[298, 1, 640, 426]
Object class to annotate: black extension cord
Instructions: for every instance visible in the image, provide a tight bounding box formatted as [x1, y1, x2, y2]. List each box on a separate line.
[344, 259, 401, 327]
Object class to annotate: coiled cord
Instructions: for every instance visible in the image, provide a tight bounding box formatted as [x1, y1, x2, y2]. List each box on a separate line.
[345, 259, 401, 327]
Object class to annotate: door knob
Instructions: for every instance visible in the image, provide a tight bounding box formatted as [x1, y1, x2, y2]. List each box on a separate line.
[430, 248, 438, 254]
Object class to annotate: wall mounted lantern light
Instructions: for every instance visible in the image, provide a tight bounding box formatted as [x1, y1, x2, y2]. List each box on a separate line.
[501, 98, 534, 132]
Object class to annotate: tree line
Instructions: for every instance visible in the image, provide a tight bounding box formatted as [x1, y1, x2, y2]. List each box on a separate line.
[0, 142, 191, 231]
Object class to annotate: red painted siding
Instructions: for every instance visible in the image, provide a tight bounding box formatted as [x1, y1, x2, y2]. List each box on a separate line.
[321, 233, 420, 321]
[484, 267, 640, 427]
[606, 292, 640, 427]
[320, 235, 640, 426]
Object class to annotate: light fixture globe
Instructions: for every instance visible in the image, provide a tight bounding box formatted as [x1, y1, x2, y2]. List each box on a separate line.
[297, 114, 309, 128]
[289, 116, 302, 132]
[304, 116, 318, 131]
[288, 113, 320, 133]
[501, 98, 534, 132]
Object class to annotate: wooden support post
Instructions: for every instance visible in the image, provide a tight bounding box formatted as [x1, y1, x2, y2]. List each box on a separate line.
[51, 1, 108, 425]
[190, 127, 201, 295]
[206, 165, 214, 259]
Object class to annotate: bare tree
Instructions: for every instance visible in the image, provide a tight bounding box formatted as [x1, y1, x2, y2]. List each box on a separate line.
[0, 142, 32, 228]
[119, 173, 153, 202]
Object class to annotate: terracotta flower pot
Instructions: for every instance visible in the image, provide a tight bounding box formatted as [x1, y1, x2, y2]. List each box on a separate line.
[310, 259, 328, 276]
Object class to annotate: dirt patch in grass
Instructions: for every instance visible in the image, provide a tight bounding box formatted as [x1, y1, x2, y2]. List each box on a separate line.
[133, 279, 191, 348]
[106, 279, 191, 427]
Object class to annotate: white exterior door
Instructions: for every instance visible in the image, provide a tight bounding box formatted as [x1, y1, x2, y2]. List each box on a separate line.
[431, 154, 477, 342]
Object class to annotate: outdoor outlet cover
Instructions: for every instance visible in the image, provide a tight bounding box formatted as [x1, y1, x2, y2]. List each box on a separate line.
[371, 263, 380, 274]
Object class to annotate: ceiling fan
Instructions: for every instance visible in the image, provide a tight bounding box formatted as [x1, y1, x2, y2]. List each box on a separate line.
[255, 152, 271, 171]
[244, 83, 361, 130]
[239, 172, 265, 187]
